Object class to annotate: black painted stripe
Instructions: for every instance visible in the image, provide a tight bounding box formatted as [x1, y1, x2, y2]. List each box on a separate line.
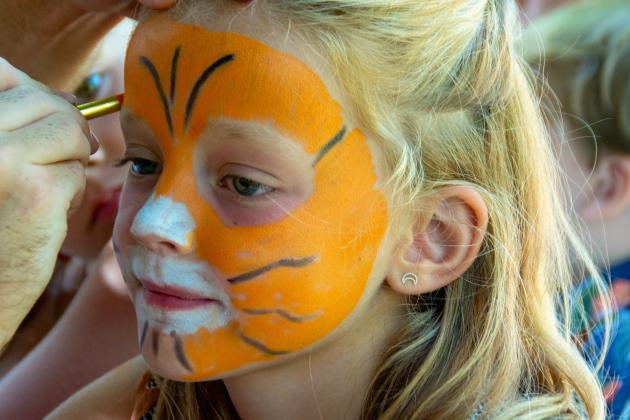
[184, 54, 235, 131]
[227, 256, 317, 285]
[140, 321, 149, 349]
[170, 46, 181, 104]
[140, 56, 173, 136]
[242, 308, 321, 323]
[313, 126, 347, 166]
[239, 333, 288, 356]
[171, 332, 193, 372]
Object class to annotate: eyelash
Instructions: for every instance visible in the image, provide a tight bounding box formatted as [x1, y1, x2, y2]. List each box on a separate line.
[218, 175, 275, 198]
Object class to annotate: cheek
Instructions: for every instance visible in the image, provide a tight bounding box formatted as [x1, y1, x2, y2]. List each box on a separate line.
[114, 177, 155, 247]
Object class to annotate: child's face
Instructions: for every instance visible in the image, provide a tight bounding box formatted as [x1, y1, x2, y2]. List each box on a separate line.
[114, 16, 389, 381]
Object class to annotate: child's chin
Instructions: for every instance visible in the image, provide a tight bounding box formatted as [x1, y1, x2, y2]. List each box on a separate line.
[142, 351, 195, 381]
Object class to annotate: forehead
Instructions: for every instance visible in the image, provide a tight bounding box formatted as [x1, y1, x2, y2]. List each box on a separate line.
[124, 16, 344, 153]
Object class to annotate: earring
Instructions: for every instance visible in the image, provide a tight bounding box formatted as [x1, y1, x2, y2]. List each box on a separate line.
[401, 272, 418, 286]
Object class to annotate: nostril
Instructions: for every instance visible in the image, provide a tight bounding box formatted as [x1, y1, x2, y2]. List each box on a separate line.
[130, 195, 196, 255]
[159, 240, 178, 253]
[137, 233, 190, 256]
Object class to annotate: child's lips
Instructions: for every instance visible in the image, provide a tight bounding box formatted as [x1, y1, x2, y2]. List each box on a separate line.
[141, 280, 220, 311]
[92, 187, 122, 224]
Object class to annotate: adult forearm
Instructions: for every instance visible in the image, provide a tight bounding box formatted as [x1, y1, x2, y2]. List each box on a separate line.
[0, 244, 61, 350]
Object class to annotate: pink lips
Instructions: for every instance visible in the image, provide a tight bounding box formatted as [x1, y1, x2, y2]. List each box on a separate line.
[142, 281, 216, 311]
[92, 187, 122, 225]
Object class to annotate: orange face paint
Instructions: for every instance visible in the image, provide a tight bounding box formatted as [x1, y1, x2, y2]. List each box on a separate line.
[117, 16, 388, 380]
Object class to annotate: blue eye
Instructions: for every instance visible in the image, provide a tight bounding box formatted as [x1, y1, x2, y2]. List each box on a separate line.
[116, 158, 160, 176]
[221, 176, 273, 197]
[130, 158, 160, 175]
[74, 72, 107, 103]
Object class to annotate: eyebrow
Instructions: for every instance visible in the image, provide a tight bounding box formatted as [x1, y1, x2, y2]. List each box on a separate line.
[119, 109, 152, 133]
[119, 109, 163, 153]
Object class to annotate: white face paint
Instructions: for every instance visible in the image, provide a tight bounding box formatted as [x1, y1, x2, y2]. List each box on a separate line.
[130, 194, 197, 251]
[128, 194, 233, 335]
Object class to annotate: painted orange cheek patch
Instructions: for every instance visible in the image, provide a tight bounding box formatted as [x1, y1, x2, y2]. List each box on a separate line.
[125, 16, 388, 380]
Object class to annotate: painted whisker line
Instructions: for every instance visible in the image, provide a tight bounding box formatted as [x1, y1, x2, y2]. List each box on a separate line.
[171, 331, 193, 372]
[313, 126, 347, 166]
[184, 54, 236, 131]
[140, 321, 149, 349]
[227, 255, 317, 284]
[238, 333, 288, 356]
[242, 308, 321, 323]
[170, 46, 181, 104]
[152, 330, 160, 358]
[140, 56, 173, 136]
[112, 241, 121, 254]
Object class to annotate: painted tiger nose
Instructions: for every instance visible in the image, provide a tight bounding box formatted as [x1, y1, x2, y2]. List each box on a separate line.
[130, 194, 196, 255]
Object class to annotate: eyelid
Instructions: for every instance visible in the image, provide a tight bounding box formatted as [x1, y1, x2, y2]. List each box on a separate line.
[217, 163, 281, 188]
[121, 143, 162, 163]
[120, 117, 164, 160]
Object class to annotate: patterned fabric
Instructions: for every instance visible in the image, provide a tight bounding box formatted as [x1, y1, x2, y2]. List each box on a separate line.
[130, 372, 160, 420]
[468, 402, 486, 419]
[577, 260, 630, 419]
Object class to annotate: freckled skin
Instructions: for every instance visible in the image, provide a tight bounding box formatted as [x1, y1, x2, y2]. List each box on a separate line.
[115, 16, 388, 381]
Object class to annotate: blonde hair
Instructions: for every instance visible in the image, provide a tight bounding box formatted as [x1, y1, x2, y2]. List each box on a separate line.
[147, 0, 609, 418]
[523, 0, 630, 156]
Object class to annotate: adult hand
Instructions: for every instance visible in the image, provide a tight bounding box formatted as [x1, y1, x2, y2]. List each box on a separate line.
[0, 0, 176, 91]
[0, 58, 96, 349]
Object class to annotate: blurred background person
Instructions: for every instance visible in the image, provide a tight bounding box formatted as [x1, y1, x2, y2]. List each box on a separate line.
[524, 1, 630, 417]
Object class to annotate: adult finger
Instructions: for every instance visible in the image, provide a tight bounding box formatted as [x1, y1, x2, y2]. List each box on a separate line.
[0, 57, 29, 92]
[0, 84, 88, 134]
[1, 112, 92, 165]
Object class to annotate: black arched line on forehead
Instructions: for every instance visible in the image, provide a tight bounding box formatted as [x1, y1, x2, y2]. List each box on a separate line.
[313, 126, 347, 166]
[238, 333, 288, 356]
[227, 255, 317, 285]
[140, 56, 174, 136]
[170, 46, 181, 104]
[184, 54, 236, 132]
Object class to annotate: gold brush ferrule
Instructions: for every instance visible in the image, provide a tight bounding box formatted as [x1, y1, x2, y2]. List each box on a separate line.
[77, 94, 124, 120]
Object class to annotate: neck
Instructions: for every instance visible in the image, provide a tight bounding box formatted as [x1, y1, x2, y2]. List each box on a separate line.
[223, 288, 402, 420]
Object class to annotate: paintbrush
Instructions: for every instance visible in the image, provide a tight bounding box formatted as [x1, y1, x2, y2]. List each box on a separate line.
[77, 94, 124, 120]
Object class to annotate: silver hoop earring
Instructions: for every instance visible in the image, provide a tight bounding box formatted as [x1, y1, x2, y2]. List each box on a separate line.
[401, 272, 418, 286]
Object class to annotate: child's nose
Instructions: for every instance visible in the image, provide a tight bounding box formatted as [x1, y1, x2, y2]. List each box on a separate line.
[130, 194, 196, 255]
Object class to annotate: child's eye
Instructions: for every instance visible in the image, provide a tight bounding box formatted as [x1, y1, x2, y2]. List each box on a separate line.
[116, 158, 161, 176]
[74, 72, 109, 103]
[219, 176, 274, 197]
[130, 158, 161, 176]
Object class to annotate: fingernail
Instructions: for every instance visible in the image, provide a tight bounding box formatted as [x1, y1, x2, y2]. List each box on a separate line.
[53, 90, 78, 105]
[89, 132, 100, 155]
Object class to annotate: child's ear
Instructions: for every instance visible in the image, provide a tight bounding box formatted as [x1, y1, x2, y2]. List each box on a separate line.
[580, 154, 630, 222]
[386, 186, 488, 295]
